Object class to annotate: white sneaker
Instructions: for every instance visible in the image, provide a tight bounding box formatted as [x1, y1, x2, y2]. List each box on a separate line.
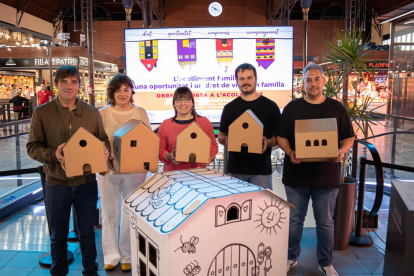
[287, 259, 297, 272]
[319, 265, 339, 276]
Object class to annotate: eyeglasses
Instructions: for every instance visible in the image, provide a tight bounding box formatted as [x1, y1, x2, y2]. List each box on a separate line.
[175, 98, 191, 103]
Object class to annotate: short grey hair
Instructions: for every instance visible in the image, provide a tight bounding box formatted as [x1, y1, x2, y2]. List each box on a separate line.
[303, 62, 324, 78]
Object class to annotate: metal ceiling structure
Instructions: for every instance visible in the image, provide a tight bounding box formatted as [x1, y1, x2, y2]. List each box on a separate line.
[0, 0, 411, 35]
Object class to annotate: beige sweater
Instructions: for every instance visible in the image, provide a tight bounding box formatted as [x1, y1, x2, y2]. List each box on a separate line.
[99, 105, 151, 175]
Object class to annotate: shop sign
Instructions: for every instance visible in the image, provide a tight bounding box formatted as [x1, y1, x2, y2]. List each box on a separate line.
[57, 33, 70, 40]
[79, 58, 118, 73]
[363, 61, 389, 69]
[33, 58, 78, 67]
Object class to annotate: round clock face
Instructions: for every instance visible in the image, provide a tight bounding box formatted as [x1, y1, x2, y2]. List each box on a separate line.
[209, 2, 223, 17]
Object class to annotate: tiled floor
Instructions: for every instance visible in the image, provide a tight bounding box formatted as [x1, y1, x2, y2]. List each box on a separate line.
[0, 191, 389, 276]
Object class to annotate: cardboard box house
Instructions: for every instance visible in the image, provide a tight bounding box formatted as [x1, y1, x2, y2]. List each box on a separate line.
[113, 119, 159, 173]
[228, 109, 264, 154]
[124, 168, 293, 276]
[63, 127, 107, 177]
[295, 118, 338, 161]
[175, 122, 211, 164]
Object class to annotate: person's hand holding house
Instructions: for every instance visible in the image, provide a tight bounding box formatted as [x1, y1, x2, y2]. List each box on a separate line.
[102, 141, 115, 170]
[55, 143, 67, 171]
[167, 149, 181, 165]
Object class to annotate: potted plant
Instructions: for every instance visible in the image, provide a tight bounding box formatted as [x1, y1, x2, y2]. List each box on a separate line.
[322, 27, 384, 250]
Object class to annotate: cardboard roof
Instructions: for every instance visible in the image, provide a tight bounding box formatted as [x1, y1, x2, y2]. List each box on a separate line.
[295, 118, 337, 133]
[124, 168, 290, 235]
[234, 109, 264, 129]
[113, 119, 151, 137]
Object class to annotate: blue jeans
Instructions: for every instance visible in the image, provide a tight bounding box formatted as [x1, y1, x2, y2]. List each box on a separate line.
[45, 180, 99, 276]
[285, 185, 339, 267]
[229, 173, 272, 189]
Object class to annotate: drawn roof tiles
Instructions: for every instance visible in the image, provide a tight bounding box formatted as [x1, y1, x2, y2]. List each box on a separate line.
[124, 168, 264, 235]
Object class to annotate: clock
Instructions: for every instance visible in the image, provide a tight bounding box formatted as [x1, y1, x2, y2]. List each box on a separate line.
[208, 2, 223, 17]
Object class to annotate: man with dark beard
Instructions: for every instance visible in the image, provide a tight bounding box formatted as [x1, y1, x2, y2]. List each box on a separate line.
[218, 63, 281, 189]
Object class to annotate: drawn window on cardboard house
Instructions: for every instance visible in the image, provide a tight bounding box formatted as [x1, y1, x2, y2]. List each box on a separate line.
[112, 119, 159, 173]
[228, 109, 264, 154]
[216, 200, 252, 226]
[136, 226, 159, 276]
[175, 122, 211, 164]
[63, 127, 107, 177]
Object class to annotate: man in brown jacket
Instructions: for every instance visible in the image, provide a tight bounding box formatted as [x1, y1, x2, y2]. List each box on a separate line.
[27, 65, 110, 276]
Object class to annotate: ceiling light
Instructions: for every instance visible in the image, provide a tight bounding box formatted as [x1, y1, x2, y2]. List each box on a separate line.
[15, 41, 19, 46]
[29, 35, 33, 41]
[7, 47, 11, 51]
[404, 19, 414, 24]
[0, 28, 3, 37]
[6, 57, 16, 66]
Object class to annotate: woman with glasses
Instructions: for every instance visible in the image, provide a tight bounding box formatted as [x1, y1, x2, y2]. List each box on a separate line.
[158, 86, 218, 171]
[97, 74, 151, 272]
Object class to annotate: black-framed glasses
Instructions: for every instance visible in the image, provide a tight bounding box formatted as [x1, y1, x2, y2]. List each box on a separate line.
[175, 98, 191, 103]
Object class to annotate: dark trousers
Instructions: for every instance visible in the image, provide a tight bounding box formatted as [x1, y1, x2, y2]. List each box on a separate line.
[45, 180, 99, 276]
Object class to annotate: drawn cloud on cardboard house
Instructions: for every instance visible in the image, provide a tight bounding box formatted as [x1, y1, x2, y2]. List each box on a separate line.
[124, 168, 265, 235]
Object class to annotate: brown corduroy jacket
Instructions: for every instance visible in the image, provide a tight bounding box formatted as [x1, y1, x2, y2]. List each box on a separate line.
[26, 97, 110, 186]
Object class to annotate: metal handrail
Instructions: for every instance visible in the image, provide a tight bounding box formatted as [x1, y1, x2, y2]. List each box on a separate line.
[351, 131, 414, 216]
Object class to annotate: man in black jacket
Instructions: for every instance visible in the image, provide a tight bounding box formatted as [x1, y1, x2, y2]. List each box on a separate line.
[9, 90, 29, 118]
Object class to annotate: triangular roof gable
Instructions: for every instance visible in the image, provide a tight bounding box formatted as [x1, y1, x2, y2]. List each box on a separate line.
[65, 127, 98, 145]
[295, 118, 337, 133]
[124, 168, 264, 235]
[113, 119, 154, 138]
[178, 122, 209, 138]
[232, 109, 264, 129]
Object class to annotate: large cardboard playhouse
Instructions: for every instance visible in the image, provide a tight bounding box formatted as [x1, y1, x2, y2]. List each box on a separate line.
[63, 127, 107, 177]
[113, 119, 159, 173]
[228, 109, 263, 154]
[295, 118, 338, 162]
[175, 122, 211, 164]
[125, 168, 293, 276]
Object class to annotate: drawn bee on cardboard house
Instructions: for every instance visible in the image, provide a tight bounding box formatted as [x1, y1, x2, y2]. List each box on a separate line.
[125, 168, 293, 276]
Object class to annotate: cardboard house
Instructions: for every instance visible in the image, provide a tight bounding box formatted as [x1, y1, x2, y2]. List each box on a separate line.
[295, 118, 338, 162]
[124, 168, 293, 276]
[175, 122, 211, 164]
[113, 119, 159, 173]
[63, 127, 107, 177]
[228, 109, 264, 154]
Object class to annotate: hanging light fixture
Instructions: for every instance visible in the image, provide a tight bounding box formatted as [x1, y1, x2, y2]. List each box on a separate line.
[0, 28, 3, 37]
[122, 0, 134, 28]
[6, 57, 17, 66]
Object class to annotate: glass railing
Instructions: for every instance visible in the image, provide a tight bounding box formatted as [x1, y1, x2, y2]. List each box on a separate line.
[0, 121, 41, 197]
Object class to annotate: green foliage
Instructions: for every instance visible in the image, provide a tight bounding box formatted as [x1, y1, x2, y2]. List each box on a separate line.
[323, 26, 382, 139]
[324, 27, 375, 76]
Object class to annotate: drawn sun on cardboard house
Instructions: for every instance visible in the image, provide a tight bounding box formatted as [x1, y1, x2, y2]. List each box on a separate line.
[228, 109, 264, 154]
[175, 122, 211, 164]
[295, 118, 339, 162]
[124, 168, 293, 276]
[63, 127, 107, 177]
[112, 119, 159, 173]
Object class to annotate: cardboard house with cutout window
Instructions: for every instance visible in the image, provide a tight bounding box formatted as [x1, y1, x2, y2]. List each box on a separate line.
[112, 119, 159, 173]
[295, 118, 338, 162]
[175, 122, 211, 164]
[124, 168, 294, 276]
[228, 109, 264, 154]
[63, 127, 107, 177]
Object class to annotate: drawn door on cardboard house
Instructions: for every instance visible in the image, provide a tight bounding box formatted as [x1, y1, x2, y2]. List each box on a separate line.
[208, 244, 258, 276]
[135, 226, 159, 276]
